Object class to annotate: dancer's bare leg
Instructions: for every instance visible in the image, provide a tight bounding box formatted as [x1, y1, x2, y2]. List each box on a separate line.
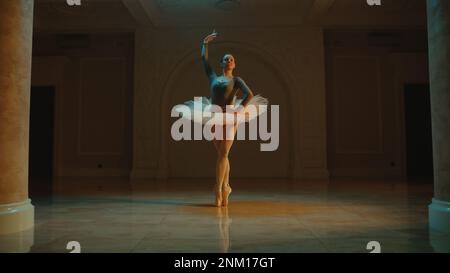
[221, 123, 235, 207]
[213, 139, 230, 181]
[213, 125, 235, 207]
[217, 140, 233, 206]
[213, 140, 231, 206]
[213, 138, 223, 206]
[222, 161, 232, 206]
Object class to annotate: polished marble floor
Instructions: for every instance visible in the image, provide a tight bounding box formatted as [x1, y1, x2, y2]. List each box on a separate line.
[1, 178, 447, 253]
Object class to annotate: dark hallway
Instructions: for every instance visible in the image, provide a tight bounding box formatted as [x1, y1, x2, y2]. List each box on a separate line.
[29, 86, 55, 197]
[404, 84, 434, 183]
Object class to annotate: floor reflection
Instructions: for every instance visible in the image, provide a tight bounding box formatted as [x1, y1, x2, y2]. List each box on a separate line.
[217, 207, 231, 253]
[0, 178, 445, 253]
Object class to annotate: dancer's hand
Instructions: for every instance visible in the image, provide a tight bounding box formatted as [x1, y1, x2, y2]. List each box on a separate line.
[203, 29, 218, 44]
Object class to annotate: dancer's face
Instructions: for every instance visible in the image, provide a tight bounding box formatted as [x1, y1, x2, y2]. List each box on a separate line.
[221, 54, 235, 71]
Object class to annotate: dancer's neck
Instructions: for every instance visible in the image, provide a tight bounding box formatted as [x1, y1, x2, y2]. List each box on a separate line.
[222, 70, 233, 78]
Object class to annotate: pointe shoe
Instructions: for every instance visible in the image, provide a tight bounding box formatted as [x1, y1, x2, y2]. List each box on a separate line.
[222, 184, 232, 207]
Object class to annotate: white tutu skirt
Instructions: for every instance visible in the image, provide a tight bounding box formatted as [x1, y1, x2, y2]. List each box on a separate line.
[174, 95, 269, 125]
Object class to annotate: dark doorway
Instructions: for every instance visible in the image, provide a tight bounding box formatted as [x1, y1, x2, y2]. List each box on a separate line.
[29, 86, 55, 197]
[404, 84, 434, 182]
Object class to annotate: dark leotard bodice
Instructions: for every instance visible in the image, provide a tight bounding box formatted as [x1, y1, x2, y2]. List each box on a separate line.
[210, 76, 239, 108]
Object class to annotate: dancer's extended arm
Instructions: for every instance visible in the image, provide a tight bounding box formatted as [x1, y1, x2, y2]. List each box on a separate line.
[235, 77, 254, 109]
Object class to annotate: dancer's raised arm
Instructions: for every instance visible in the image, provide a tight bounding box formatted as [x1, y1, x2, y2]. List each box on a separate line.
[201, 30, 218, 81]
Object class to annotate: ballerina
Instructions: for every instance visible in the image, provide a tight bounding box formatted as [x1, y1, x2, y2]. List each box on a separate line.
[174, 30, 268, 207]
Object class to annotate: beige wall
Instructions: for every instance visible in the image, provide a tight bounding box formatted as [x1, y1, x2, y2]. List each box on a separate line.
[30, 29, 429, 180]
[325, 30, 429, 178]
[30, 0, 430, 180]
[31, 33, 134, 177]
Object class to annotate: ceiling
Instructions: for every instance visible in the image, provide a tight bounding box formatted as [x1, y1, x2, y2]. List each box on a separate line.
[34, 0, 427, 31]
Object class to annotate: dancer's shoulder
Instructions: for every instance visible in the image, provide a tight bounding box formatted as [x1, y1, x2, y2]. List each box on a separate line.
[234, 76, 245, 84]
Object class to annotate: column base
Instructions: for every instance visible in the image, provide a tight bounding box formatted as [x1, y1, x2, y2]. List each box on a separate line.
[0, 199, 34, 235]
[429, 198, 450, 253]
[0, 228, 34, 253]
[429, 198, 450, 232]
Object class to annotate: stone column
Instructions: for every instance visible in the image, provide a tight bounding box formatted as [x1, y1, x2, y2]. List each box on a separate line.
[0, 0, 35, 235]
[427, 0, 450, 250]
